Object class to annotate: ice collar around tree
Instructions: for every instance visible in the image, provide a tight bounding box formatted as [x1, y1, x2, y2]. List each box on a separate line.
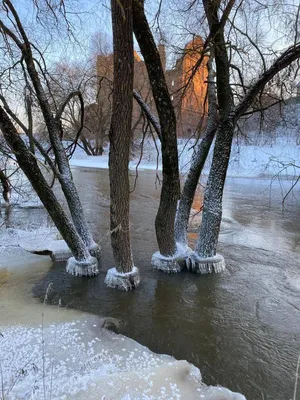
[104, 266, 140, 291]
[151, 243, 193, 273]
[151, 243, 225, 274]
[66, 256, 99, 277]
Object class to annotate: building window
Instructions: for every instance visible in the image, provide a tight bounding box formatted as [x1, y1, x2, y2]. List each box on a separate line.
[171, 80, 175, 86]
[171, 95, 174, 101]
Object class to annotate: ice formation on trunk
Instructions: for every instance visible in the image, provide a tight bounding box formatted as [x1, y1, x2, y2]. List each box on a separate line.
[88, 242, 102, 262]
[66, 256, 99, 277]
[186, 253, 225, 274]
[151, 243, 193, 273]
[104, 266, 140, 290]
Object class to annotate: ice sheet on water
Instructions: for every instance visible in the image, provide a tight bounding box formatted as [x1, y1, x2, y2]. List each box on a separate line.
[0, 227, 76, 261]
[0, 317, 246, 400]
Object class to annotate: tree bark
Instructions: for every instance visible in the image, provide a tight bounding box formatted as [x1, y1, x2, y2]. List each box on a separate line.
[0, 106, 91, 262]
[175, 61, 217, 246]
[109, 0, 134, 272]
[196, 119, 234, 257]
[0, 169, 11, 203]
[194, 0, 233, 258]
[133, 0, 180, 256]
[24, 53, 95, 249]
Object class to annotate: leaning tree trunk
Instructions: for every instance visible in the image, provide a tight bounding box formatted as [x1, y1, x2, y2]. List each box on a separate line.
[196, 118, 234, 258]
[0, 106, 98, 276]
[188, 0, 233, 274]
[133, 0, 180, 262]
[11, 16, 98, 254]
[175, 60, 217, 247]
[105, 0, 139, 290]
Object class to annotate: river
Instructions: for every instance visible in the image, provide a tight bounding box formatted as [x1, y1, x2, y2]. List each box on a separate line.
[2, 166, 300, 400]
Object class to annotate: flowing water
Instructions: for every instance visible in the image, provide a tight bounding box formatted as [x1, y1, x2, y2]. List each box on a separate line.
[2, 167, 300, 400]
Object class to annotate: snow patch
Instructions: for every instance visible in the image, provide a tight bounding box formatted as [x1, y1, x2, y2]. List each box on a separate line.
[104, 266, 140, 291]
[69, 130, 300, 180]
[66, 256, 99, 277]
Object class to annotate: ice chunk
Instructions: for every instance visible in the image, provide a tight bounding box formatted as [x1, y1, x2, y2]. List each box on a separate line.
[151, 243, 193, 273]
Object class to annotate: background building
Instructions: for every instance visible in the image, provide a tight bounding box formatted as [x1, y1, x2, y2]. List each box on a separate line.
[95, 36, 208, 138]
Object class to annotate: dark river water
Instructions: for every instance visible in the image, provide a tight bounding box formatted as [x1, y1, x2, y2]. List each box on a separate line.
[25, 167, 300, 400]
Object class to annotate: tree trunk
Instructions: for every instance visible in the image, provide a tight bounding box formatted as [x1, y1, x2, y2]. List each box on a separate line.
[133, 0, 180, 257]
[0, 106, 91, 263]
[175, 61, 217, 246]
[193, 0, 232, 264]
[21, 41, 96, 251]
[0, 169, 11, 203]
[196, 119, 234, 257]
[109, 0, 134, 273]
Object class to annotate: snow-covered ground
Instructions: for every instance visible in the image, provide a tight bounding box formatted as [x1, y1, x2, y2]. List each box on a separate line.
[70, 134, 300, 179]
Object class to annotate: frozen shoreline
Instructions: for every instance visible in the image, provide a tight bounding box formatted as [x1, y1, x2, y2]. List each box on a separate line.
[1, 316, 246, 400]
[69, 135, 300, 180]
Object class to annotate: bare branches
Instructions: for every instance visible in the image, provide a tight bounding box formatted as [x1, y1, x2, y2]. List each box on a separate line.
[234, 43, 300, 121]
[133, 89, 161, 139]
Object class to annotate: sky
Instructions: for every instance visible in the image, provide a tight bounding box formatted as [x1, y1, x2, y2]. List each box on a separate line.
[1, 0, 299, 116]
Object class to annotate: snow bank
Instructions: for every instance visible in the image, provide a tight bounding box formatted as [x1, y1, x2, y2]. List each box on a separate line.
[0, 317, 246, 400]
[69, 131, 300, 179]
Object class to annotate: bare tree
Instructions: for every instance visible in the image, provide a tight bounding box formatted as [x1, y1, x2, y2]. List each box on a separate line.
[0, 0, 100, 275]
[177, 0, 300, 273]
[104, 0, 140, 290]
[175, 58, 217, 247]
[0, 105, 97, 273]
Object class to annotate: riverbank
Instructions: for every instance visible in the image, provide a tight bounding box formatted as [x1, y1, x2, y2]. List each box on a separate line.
[69, 135, 300, 179]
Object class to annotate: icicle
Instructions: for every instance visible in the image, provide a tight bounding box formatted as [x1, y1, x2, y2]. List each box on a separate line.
[187, 253, 225, 274]
[104, 266, 140, 291]
[66, 256, 99, 277]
